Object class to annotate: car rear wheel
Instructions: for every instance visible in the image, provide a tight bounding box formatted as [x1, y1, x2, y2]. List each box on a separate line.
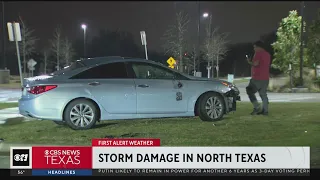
[63, 99, 98, 130]
[198, 92, 226, 122]
[53, 121, 65, 125]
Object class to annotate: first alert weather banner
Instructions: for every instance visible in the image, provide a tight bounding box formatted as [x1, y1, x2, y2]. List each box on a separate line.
[9, 138, 310, 176]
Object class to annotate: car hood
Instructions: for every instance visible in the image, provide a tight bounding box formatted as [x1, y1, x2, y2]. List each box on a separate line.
[186, 75, 228, 83]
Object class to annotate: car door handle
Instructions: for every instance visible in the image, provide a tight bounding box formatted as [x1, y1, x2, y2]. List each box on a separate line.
[88, 81, 100, 86]
[137, 84, 149, 88]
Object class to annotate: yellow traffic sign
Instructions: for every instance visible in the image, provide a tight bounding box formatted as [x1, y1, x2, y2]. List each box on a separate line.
[168, 65, 174, 69]
[167, 57, 176, 67]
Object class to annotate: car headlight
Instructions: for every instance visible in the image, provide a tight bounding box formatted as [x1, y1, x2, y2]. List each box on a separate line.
[221, 82, 239, 92]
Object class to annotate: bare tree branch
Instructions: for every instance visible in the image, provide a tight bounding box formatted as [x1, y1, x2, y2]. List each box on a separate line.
[61, 37, 76, 66]
[162, 11, 190, 72]
[184, 45, 200, 74]
[50, 26, 62, 70]
[42, 48, 50, 74]
[202, 19, 229, 78]
[18, 16, 38, 75]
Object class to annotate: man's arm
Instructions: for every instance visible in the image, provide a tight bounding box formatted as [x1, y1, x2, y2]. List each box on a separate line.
[247, 54, 260, 67]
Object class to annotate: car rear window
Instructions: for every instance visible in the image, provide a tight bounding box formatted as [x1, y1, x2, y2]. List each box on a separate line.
[50, 61, 85, 76]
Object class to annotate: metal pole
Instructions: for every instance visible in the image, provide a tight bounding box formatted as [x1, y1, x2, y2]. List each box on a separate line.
[83, 28, 86, 58]
[216, 55, 219, 78]
[144, 44, 148, 60]
[299, 1, 305, 87]
[12, 22, 23, 87]
[2, 1, 6, 69]
[196, 1, 200, 76]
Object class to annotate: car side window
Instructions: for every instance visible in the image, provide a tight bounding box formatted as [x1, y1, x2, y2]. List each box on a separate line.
[71, 62, 128, 79]
[131, 63, 178, 80]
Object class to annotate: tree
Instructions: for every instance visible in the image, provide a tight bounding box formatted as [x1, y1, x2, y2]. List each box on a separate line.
[271, 10, 307, 74]
[18, 16, 38, 76]
[211, 32, 228, 78]
[162, 11, 190, 72]
[184, 45, 200, 75]
[61, 37, 75, 66]
[307, 10, 320, 69]
[202, 17, 229, 78]
[42, 48, 49, 74]
[50, 26, 62, 70]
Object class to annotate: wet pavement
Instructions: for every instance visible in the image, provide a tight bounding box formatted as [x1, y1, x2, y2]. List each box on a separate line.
[0, 107, 33, 125]
[0, 89, 20, 103]
[0, 156, 9, 168]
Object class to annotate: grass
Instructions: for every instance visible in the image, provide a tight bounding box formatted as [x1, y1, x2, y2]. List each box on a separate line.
[0, 102, 319, 167]
[0, 102, 18, 110]
[233, 78, 249, 84]
[0, 75, 21, 89]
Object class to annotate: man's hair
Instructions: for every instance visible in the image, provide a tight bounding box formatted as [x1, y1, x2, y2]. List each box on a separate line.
[253, 41, 265, 49]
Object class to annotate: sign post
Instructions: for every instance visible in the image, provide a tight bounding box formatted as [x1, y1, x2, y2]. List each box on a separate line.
[207, 66, 212, 79]
[140, 31, 148, 60]
[167, 57, 176, 69]
[7, 22, 23, 87]
[27, 59, 37, 77]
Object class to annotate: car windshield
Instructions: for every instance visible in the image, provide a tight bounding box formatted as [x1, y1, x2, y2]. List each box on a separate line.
[162, 64, 191, 79]
[50, 61, 85, 76]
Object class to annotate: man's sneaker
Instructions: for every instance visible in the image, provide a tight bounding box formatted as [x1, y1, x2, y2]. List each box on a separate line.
[250, 108, 261, 115]
[257, 111, 268, 116]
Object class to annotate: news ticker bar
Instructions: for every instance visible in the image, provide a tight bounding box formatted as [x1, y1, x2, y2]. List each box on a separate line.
[5, 169, 314, 176]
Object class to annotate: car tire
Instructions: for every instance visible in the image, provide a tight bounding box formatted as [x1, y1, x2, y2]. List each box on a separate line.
[197, 92, 226, 122]
[53, 121, 65, 125]
[63, 99, 98, 130]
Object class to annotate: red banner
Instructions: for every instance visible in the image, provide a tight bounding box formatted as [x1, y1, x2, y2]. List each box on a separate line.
[32, 146, 92, 169]
[92, 138, 160, 147]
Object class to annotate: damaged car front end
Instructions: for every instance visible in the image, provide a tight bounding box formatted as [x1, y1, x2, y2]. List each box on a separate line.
[221, 81, 241, 113]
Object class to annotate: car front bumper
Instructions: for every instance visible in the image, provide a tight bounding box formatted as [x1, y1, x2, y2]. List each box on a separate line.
[224, 89, 241, 112]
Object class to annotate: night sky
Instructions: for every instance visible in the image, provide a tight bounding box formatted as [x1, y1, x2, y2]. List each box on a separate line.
[3, 1, 320, 53]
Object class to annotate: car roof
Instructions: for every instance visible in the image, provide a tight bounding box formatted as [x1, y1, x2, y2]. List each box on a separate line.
[79, 56, 165, 67]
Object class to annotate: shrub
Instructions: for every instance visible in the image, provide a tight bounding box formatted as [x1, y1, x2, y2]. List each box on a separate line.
[268, 68, 320, 92]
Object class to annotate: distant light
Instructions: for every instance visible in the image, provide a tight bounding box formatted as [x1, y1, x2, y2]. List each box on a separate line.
[81, 24, 87, 30]
[203, 13, 209, 18]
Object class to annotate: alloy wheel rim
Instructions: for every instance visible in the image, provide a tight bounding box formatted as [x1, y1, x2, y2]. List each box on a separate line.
[70, 104, 94, 127]
[205, 97, 223, 119]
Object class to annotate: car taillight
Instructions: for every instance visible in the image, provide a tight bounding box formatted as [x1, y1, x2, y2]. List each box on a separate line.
[28, 85, 57, 95]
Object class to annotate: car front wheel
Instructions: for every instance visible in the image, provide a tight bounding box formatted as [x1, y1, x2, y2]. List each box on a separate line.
[63, 99, 98, 130]
[198, 92, 226, 122]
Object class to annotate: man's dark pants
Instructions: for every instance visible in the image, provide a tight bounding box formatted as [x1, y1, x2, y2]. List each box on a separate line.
[246, 79, 269, 113]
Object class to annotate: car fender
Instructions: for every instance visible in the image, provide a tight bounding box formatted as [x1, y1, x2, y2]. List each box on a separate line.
[186, 82, 231, 112]
[59, 87, 105, 120]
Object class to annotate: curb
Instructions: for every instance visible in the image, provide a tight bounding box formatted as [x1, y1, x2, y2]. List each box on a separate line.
[0, 142, 80, 156]
[0, 143, 39, 155]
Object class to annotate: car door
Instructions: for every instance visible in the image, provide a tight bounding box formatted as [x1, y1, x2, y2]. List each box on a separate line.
[128, 62, 188, 114]
[71, 62, 137, 114]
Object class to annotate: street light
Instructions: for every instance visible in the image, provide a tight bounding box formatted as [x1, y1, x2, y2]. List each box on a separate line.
[81, 24, 87, 58]
[195, 1, 210, 76]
